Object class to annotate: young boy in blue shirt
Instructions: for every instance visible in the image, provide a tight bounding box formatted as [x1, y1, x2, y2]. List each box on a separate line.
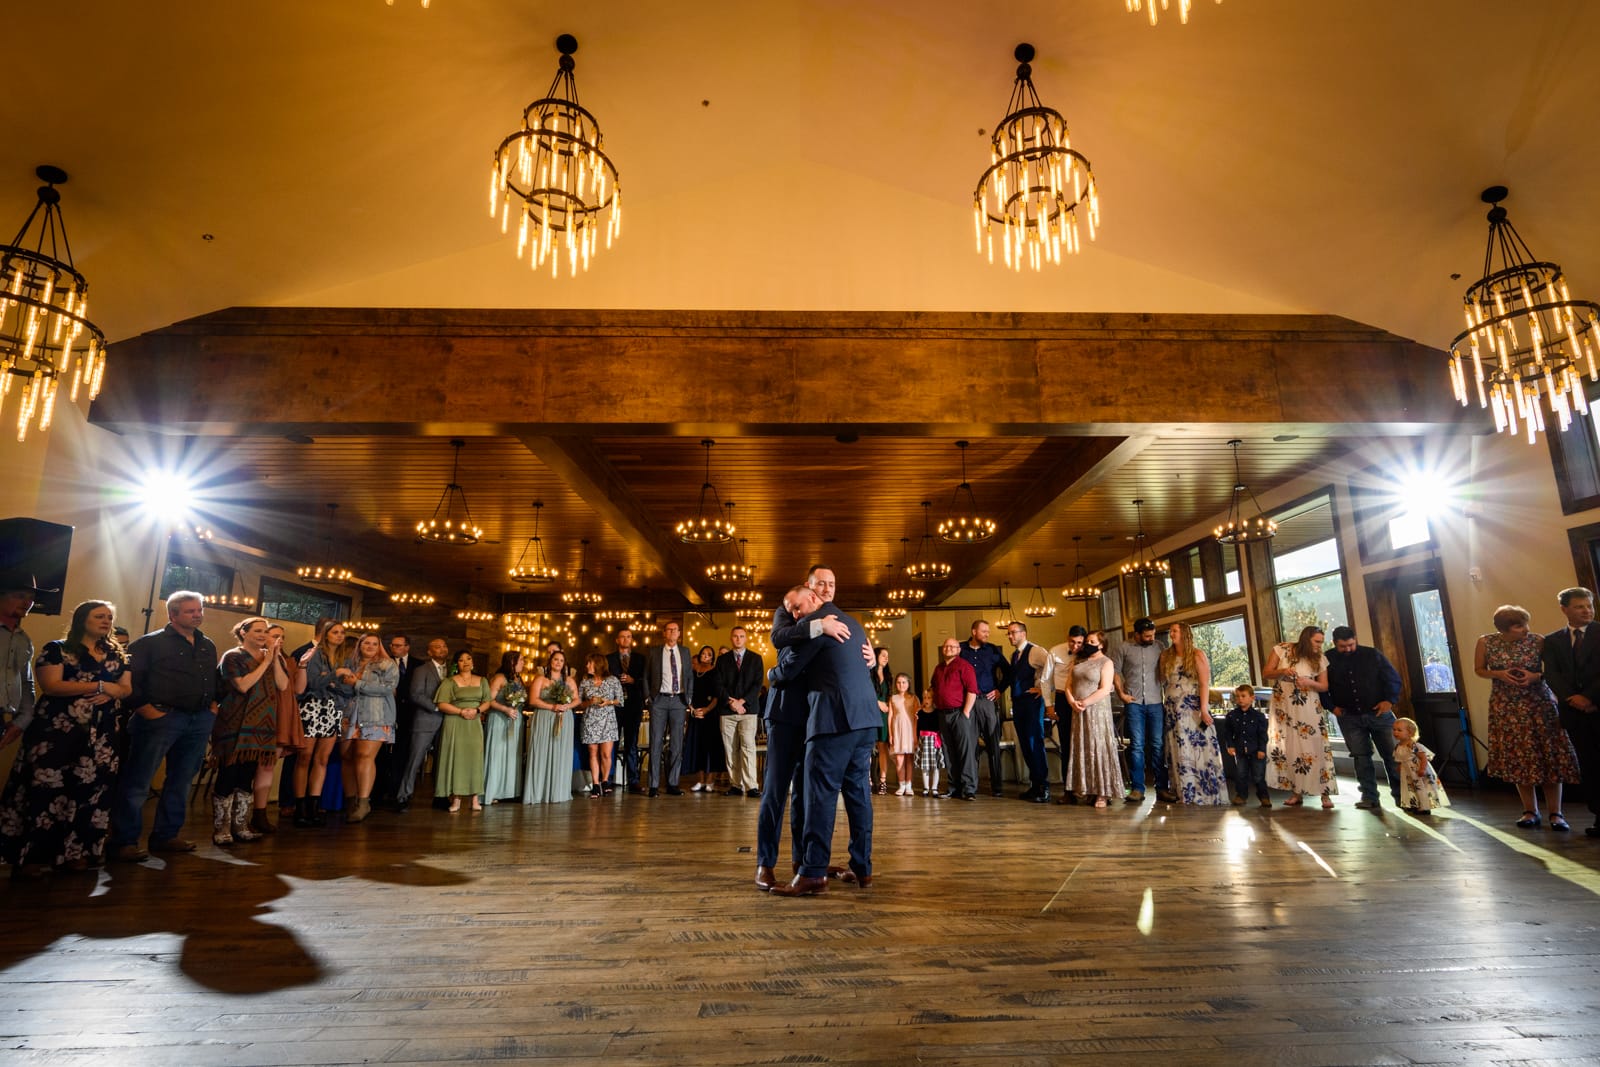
[1222, 684, 1271, 807]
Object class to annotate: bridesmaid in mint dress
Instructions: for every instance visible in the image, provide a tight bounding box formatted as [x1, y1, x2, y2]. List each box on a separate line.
[433, 650, 488, 812]
[523, 650, 577, 804]
[482, 651, 527, 803]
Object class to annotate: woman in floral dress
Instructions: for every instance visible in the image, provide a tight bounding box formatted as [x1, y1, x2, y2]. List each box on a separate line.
[1475, 605, 1580, 829]
[1265, 626, 1336, 808]
[482, 651, 526, 804]
[1160, 622, 1227, 805]
[579, 652, 622, 798]
[0, 601, 130, 877]
[523, 650, 577, 804]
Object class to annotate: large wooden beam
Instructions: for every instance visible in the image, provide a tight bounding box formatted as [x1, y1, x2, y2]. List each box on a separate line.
[925, 435, 1157, 605]
[93, 308, 1475, 436]
[514, 435, 719, 607]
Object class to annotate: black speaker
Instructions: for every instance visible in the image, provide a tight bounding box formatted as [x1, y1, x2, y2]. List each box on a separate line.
[0, 517, 74, 616]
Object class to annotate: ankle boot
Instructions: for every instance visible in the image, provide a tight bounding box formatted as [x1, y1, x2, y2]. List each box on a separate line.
[231, 792, 261, 842]
[346, 797, 370, 824]
[309, 798, 328, 826]
[212, 795, 234, 846]
[292, 796, 314, 828]
[250, 807, 277, 835]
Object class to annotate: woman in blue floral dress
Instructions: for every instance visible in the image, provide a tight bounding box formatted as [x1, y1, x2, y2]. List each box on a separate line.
[0, 601, 131, 876]
[1265, 626, 1336, 808]
[1160, 622, 1227, 805]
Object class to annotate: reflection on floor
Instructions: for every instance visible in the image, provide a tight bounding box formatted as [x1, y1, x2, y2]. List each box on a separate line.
[4, 786, 1600, 1065]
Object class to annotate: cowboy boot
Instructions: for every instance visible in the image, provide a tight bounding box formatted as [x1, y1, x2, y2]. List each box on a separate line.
[231, 791, 261, 842]
[212, 795, 234, 846]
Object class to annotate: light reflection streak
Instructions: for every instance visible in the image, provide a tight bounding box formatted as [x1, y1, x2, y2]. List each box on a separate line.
[1222, 812, 1256, 864]
[1268, 821, 1339, 878]
[1136, 887, 1154, 935]
[1390, 808, 1464, 852]
[1041, 860, 1085, 914]
[1437, 810, 1600, 899]
[1296, 841, 1339, 878]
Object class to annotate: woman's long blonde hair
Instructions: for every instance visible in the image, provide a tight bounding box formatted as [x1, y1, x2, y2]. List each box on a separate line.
[1158, 622, 1201, 679]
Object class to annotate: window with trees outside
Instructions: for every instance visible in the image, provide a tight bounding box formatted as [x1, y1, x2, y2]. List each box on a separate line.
[1269, 493, 1349, 642]
[259, 577, 351, 626]
[159, 550, 235, 602]
[1192, 614, 1252, 691]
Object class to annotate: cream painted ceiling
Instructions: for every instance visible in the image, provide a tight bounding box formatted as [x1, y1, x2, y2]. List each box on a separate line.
[8, 0, 1598, 352]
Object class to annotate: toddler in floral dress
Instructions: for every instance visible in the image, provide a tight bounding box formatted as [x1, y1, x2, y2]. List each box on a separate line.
[1392, 717, 1448, 814]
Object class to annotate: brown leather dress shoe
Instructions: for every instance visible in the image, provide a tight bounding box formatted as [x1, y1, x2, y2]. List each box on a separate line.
[754, 865, 777, 891]
[771, 874, 829, 897]
[825, 865, 850, 879]
[837, 870, 874, 888]
[110, 844, 149, 863]
[150, 837, 197, 854]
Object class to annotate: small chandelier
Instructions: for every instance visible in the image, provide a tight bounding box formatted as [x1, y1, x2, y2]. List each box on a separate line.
[973, 44, 1099, 272]
[1126, 0, 1219, 26]
[344, 619, 382, 634]
[741, 616, 771, 634]
[503, 612, 540, 637]
[1061, 535, 1098, 602]
[416, 439, 483, 545]
[510, 500, 560, 583]
[874, 605, 907, 621]
[456, 609, 496, 622]
[297, 503, 355, 585]
[1448, 185, 1600, 442]
[996, 581, 1017, 629]
[562, 539, 603, 607]
[1214, 439, 1277, 544]
[490, 34, 621, 278]
[390, 592, 436, 606]
[906, 502, 953, 582]
[1121, 498, 1170, 578]
[865, 616, 893, 634]
[1023, 562, 1057, 618]
[676, 439, 736, 544]
[1, 166, 108, 443]
[707, 521, 756, 585]
[888, 538, 929, 602]
[724, 587, 764, 605]
[937, 440, 997, 543]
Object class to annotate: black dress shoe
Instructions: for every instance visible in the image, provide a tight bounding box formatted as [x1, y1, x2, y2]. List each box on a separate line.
[1033, 791, 1051, 803]
[746, 788, 761, 799]
[938, 791, 956, 800]
[665, 786, 684, 796]
[991, 789, 1005, 798]
[648, 788, 660, 798]
[723, 787, 745, 796]
[1587, 823, 1600, 838]
[960, 793, 977, 802]
[395, 800, 411, 814]
[627, 784, 645, 795]
[771, 874, 829, 897]
[754, 865, 777, 891]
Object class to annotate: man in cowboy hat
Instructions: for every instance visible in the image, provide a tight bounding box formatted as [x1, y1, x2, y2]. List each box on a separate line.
[0, 571, 54, 751]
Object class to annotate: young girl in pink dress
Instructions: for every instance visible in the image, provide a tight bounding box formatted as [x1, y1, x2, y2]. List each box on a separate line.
[887, 673, 920, 796]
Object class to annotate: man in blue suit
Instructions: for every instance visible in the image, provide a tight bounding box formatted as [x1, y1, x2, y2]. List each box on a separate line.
[772, 584, 879, 897]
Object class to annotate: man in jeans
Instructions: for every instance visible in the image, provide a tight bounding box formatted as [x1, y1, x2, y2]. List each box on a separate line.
[109, 591, 220, 861]
[1114, 617, 1167, 803]
[1321, 624, 1403, 810]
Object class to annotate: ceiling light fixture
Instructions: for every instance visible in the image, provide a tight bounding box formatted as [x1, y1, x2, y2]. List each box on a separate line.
[456, 609, 496, 622]
[1126, 0, 1219, 27]
[906, 502, 953, 582]
[390, 592, 436, 606]
[676, 439, 736, 544]
[996, 581, 1017, 629]
[874, 606, 907, 620]
[1023, 562, 1057, 618]
[937, 440, 997, 543]
[490, 33, 621, 278]
[706, 517, 756, 584]
[416, 439, 483, 545]
[1061, 535, 1099, 602]
[1214, 439, 1277, 544]
[1, 166, 107, 442]
[888, 538, 928, 603]
[297, 503, 355, 585]
[509, 499, 560, 583]
[561, 538, 603, 607]
[974, 44, 1098, 272]
[1120, 498, 1170, 578]
[1448, 185, 1600, 442]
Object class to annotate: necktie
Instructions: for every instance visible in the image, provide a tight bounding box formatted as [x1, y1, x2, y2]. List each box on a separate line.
[670, 648, 679, 693]
[1574, 628, 1585, 656]
[736, 651, 743, 668]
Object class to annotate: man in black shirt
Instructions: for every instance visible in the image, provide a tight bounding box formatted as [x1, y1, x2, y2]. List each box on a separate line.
[1321, 625, 1402, 810]
[109, 591, 220, 861]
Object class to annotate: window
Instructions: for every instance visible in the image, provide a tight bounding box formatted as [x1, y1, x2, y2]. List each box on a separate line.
[1187, 546, 1206, 604]
[1412, 590, 1458, 693]
[1221, 542, 1241, 595]
[259, 576, 350, 626]
[160, 550, 234, 602]
[1192, 614, 1251, 690]
[1100, 582, 1122, 631]
[1269, 493, 1348, 642]
[1350, 461, 1440, 562]
[1546, 382, 1600, 514]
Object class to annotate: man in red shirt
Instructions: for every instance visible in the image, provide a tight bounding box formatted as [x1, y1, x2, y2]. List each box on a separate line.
[928, 637, 979, 800]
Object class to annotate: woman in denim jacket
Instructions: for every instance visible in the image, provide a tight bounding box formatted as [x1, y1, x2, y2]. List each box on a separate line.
[340, 633, 397, 824]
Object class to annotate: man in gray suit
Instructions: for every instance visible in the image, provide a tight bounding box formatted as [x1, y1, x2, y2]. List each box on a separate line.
[396, 638, 450, 813]
[772, 585, 879, 897]
[644, 620, 694, 797]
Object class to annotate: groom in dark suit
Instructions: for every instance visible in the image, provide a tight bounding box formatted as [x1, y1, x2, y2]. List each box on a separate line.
[1543, 586, 1600, 835]
[772, 584, 879, 896]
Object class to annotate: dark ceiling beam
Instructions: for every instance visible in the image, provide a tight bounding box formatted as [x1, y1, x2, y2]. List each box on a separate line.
[925, 435, 1158, 606]
[514, 434, 719, 607]
[93, 308, 1475, 436]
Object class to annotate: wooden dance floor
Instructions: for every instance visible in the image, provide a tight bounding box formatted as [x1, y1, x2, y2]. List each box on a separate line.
[4, 788, 1600, 1065]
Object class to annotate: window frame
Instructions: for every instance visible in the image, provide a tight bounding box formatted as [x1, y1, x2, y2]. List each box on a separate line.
[257, 576, 352, 626]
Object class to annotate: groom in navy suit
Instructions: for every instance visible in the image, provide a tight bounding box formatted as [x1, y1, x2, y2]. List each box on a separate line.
[1544, 586, 1600, 835]
[771, 584, 880, 896]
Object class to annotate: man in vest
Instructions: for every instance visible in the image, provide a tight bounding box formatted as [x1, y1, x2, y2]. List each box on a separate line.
[1004, 621, 1052, 803]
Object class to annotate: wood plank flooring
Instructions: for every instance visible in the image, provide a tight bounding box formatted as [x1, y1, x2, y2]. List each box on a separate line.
[4, 785, 1600, 1066]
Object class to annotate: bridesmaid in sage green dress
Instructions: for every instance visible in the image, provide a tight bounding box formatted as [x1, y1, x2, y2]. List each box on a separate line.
[482, 651, 527, 803]
[523, 650, 577, 804]
[433, 650, 488, 812]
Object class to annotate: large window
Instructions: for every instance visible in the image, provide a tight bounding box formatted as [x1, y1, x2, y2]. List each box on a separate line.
[1100, 581, 1122, 632]
[1192, 613, 1252, 690]
[259, 576, 350, 626]
[1270, 493, 1348, 641]
[159, 550, 234, 602]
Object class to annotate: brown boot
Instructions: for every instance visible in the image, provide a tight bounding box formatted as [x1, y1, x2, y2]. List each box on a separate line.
[346, 797, 371, 824]
[249, 807, 277, 835]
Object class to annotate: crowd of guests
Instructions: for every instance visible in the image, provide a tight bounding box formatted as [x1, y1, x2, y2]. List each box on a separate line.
[3, 567, 1599, 881]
